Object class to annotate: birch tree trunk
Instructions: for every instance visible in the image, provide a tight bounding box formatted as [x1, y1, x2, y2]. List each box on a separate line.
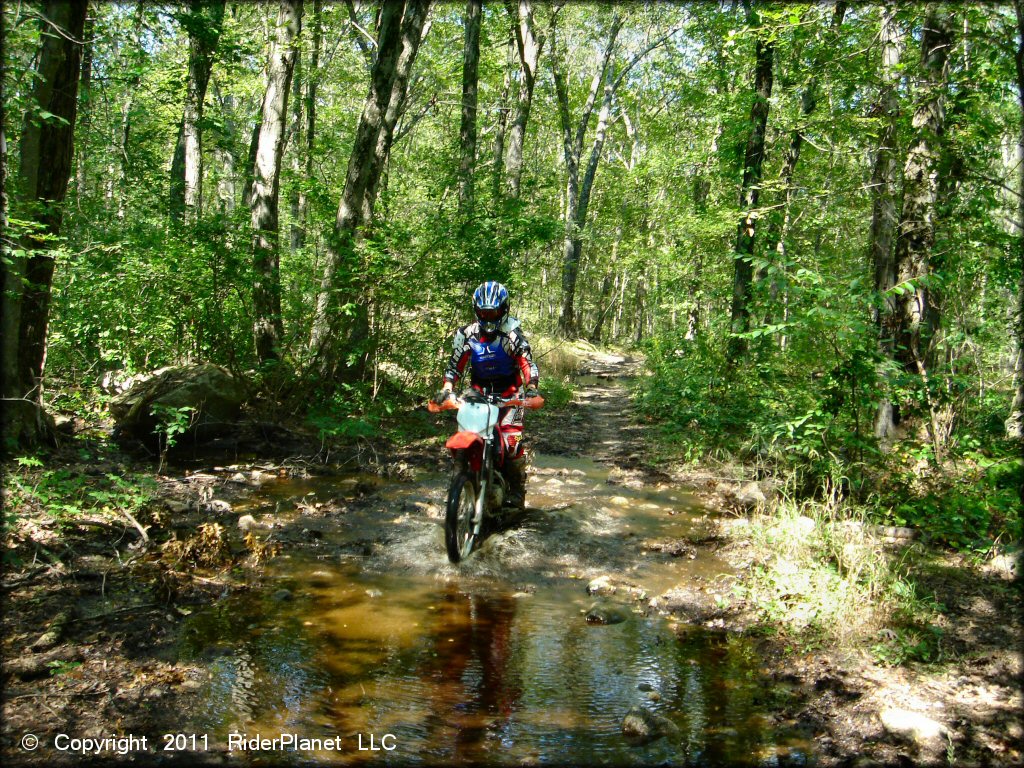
[457, 0, 482, 210]
[727, 7, 774, 361]
[871, 6, 904, 439]
[251, 0, 302, 364]
[169, 0, 227, 224]
[1, 0, 87, 450]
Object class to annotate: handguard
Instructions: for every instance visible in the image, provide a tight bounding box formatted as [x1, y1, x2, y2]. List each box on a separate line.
[427, 398, 459, 413]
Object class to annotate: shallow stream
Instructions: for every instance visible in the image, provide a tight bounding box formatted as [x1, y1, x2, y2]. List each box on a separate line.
[172, 453, 809, 765]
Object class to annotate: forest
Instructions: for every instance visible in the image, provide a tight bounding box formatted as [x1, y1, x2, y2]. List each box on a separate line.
[1, 1, 1023, 766]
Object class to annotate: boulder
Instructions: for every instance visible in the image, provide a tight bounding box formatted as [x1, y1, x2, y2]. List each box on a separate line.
[109, 364, 247, 443]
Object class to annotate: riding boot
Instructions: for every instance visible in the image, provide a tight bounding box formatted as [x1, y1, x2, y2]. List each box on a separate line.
[504, 457, 528, 511]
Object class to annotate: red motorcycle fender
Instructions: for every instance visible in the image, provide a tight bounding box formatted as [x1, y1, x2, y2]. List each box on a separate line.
[446, 431, 483, 451]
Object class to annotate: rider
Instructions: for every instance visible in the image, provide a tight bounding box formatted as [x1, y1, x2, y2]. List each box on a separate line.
[434, 281, 540, 511]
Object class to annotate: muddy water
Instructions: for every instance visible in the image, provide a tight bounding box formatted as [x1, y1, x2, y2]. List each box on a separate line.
[175, 455, 809, 766]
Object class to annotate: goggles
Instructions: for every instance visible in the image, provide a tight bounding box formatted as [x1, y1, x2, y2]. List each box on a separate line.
[475, 306, 504, 322]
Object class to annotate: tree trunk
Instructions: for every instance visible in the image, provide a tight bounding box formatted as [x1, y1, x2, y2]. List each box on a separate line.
[505, 0, 543, 199]
[759, 3, 846, 315]
[551, 14, 622, 337]
[308, 0, 431, 378]
[75, 10, 94, 201]
[1, 0, 87, 451]
[889, 9, 953, 458]
[211, 81, 237, 213]
[457, 0, 481, 210]
[491, 30, 514, 202]
[289, 0, 320, 253]
[727, 10, 773, 362]
[1007, 0, 1024, 441]
[892, 11, 953, 379]
[870, 6, 904, 439]
[251, 0, 302, 365]
[169, 0, 227, 224]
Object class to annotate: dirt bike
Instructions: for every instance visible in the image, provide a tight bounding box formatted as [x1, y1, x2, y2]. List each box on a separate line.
[428, 390, 544, 563]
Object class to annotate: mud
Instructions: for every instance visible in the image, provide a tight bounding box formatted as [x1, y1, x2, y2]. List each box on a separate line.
[2, 351, 1021, 767]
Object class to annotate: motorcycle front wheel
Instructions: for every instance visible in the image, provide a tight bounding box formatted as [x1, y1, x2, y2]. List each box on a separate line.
[445, 470, 478, 563]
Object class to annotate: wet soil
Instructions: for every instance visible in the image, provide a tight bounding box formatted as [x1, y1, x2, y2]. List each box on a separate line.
[3, 351, 1022, 767]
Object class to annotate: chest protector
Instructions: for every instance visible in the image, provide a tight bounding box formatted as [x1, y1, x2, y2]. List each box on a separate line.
[469, 336, 516, 382]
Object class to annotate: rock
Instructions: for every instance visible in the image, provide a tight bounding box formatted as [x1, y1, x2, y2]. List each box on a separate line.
[637, 682, 654, 692]
[109, 363, 247, 443]
[207, 499, 232, 513]
[585, 601, 631, 625]
[621, 706, 679, 744]
[879, 708, 948, 751]
[229, 472, 248, 484]
[237, 515, 257, 531]
[735, 482, 766, 510]
[587, 575, 616, 596]
[164, 499, 190, 514]
[272, 589, 293, 602]
[609, 496, 631, 506]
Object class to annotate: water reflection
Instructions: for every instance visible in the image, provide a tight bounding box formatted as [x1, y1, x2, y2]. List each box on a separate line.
[172, 457, 810, 766]
[179, 570, 807, 766]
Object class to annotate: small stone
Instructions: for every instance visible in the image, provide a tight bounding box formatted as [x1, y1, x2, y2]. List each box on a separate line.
[229, 472, 248, 484]
[272, 589, 293, 602]
[237, 514, 257, 531]
[609, 496, 630, 506]
[637, 682, 654, 692]
[165, 499, 190, 513]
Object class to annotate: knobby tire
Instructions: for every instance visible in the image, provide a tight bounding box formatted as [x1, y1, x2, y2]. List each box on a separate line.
[445, 470, 478, 563]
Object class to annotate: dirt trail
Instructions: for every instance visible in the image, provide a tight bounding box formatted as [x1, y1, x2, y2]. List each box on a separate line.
[3, 352, 1020, 767]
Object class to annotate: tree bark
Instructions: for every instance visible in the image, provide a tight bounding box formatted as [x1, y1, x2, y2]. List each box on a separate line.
[169, 0, 227, 224]
[2, 0, 87, 450]
[74, 10, 94, 201]
[308, 0, 431, 378]
[551, 14, 622, 337]
[491, 29, 514, 202]
[1007, 0, 1024, 441]
[505, 0, 544, 199]
[727, 7, 774, 361]
[457, 0, 481, 210]
[892, 11, 953, 378]
[870, 5, 904, 439]
[289, 0, 320, 253]
[251, 0, 302, 365]
[888, 10, 954, 458]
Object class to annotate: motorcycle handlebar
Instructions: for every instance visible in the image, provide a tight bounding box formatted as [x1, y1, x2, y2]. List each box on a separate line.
[427, 394, 544, 413]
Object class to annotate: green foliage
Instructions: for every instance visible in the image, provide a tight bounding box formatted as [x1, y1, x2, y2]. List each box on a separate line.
[7, 463, 156, 528]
